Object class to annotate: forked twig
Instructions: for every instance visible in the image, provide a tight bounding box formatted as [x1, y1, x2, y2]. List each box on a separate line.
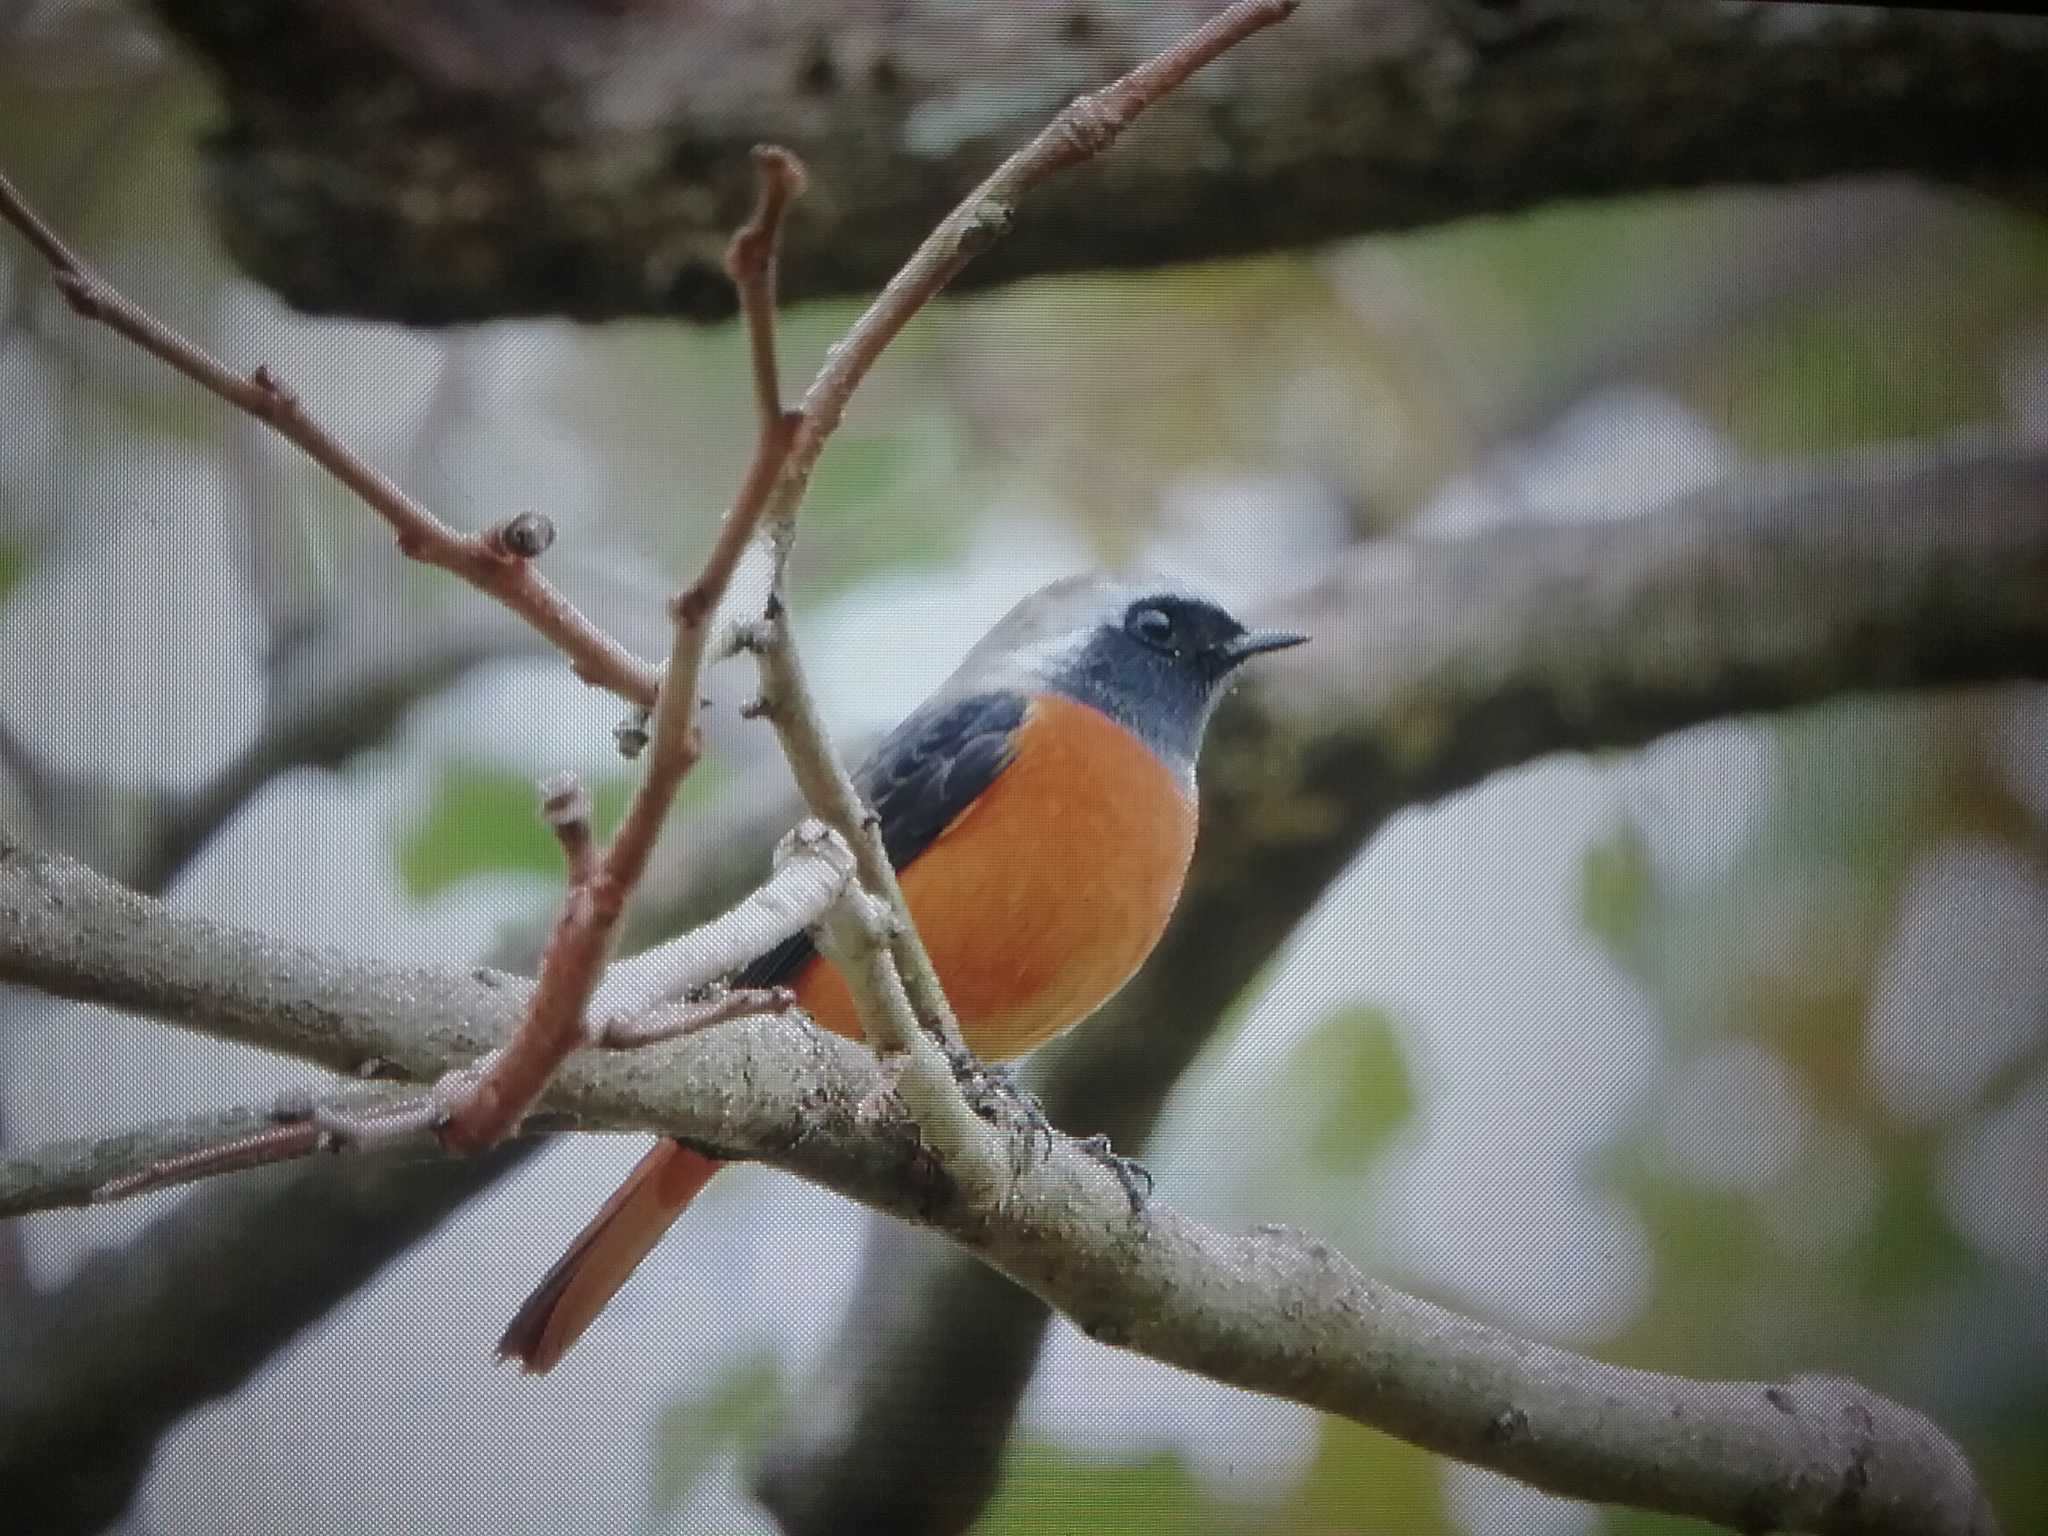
[746, 0, 1303, 1057]
[0, 172, 658, 706]
[436, 149, 814, 1153]
[0, 0, 1300, 1176]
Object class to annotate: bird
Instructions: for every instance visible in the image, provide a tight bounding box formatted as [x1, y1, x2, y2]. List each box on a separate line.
[498, 572, 1306, 1373]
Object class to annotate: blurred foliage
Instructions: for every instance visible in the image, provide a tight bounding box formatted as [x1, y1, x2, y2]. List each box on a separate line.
[946, 191, 2048, 542]
[1701, 206, 2048, 455]
[396, 761, 648, 899]
[646, 1349, 785, 1528]
[1585, 700, 2048, 1534]
[1285, 1004, 1416, 1177]
[1577, 821, 1655, 958]
[1164, 993, 1420, 1260]
[1292, 1418, 1458, 1536]
[979, 1445, 1243, 1535]
[534, 301, 979, 612]
[7, 33, 2048, 1536]
[975, 1417, 1458, 1534]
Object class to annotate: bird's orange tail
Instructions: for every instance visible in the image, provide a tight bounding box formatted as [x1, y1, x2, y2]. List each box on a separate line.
[497, 1139, 724, 1374]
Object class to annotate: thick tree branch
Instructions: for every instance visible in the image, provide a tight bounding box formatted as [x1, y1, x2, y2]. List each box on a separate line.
[138, 0, 2047, 324]
[0, 832, 2005, 1536]
[12, 430, 2003, 1531]
[1, 411, 2040, 1519]
[754, 431, 2048, 1533]
[4, 436, 2044, 1531]
[0, 19, 1304, 1521]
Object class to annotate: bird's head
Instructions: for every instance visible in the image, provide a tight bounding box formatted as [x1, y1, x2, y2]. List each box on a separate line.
[947, 573, 1307, 783]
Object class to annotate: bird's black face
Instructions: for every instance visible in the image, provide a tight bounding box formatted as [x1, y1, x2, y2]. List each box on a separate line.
[1054, 591, 1306, 776]
[1119, 593, 1305, 679]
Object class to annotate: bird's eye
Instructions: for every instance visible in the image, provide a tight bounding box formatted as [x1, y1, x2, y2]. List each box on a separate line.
[1127, 605, 1178, 650]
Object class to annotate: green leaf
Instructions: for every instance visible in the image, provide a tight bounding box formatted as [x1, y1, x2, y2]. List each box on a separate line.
[1579, 821, 1654, 960]
[647, 1350, 783, 1518]
[1839, 1134, 1976, 1304]
[1294, 1415, 1456, 1534]
[789, 419, 973, 602]
[979, 1444, 1228, 1536]
[1285, 1004, 1416, 1176]
[395, 761, 642, 900]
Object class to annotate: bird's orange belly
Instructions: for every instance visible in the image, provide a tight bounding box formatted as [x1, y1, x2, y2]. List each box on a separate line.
[791, 693, 1198, 1061]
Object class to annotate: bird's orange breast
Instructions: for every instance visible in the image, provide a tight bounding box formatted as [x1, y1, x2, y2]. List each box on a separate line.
[791, 692, 1197, 1061]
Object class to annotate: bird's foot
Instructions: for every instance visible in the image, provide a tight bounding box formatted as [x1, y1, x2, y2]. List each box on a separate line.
[1076, 1133, 1153, 1214]
[952, 1052, 1056, 1163]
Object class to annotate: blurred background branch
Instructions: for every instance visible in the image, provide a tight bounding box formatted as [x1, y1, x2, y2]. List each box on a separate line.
[4, 2, 2047, 1532]
[5, 434, 2045, 1531]
[0, 1139, 534, 1535]
[760, 433, 2048, 1533]
[137, 0, 2048, 323]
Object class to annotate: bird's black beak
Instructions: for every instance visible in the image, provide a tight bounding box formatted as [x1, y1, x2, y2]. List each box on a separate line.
[1217, 626, 1309, 669]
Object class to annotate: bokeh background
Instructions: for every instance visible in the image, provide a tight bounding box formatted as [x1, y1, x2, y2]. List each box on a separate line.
[3, 4, 2045, 1534]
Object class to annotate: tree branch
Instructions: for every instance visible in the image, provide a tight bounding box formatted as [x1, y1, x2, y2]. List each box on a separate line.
[139, 0, 2048, 323]
[0, 169, 660, 705]
[0, 18, 1304, 1520]
[752, 431, 2048, 1532]
[5, 435, 2044, 1529]
[0, 831, 2004, 1535]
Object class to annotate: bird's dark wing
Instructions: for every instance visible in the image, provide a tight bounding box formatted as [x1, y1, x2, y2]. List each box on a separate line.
[732, 690, 1028, 990]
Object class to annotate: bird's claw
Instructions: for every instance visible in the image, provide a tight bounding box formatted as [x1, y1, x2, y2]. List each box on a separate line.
[1076, 1133, 1153, 1214]
[956, 1056, 1056, 1164]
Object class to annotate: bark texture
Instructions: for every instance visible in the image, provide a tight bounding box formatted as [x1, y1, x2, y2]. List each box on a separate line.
[144, 0, 2048, 323]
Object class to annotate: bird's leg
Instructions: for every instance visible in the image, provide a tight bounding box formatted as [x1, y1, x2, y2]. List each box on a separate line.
[1076, 1133, 1154, 1214]
[948, 1046, 1056, 1164]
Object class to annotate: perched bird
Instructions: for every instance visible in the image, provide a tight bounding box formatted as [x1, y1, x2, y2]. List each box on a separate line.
[500, 573, 1306, 1373]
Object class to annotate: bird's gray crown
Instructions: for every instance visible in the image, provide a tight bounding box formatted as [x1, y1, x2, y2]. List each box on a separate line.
[932, 573, 1295, 783]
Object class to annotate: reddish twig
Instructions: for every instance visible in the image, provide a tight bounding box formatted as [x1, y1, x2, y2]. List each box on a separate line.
[538, 772, 596, 887]
[725, 144, 807, 436]
[5, 0, 1300, 1173]
[85, 1087, 430, 1203]
[436, 149, 812, 1153]
[752, 0, 1301, 1039]
[89, 1120, 325, 1204]
[0, 172, 658, 708]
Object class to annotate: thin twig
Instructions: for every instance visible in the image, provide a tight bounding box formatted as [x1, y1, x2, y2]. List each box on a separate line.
[746, 615, 966, 1055]
[435, 151, 811, 1153]
[813, 882, 1004, 1201]
[0, 171, 659, 707]
[85, 1085, 423, 1204]
[749, 0, 1300, 1051]
[0, 842, 2006, 1536]
[538, 772, 596, 887]
[725, 144, 807, 436]
[89, 1121, 324, 1203]
[585, 821, 855, 1028]
[594, 986, 797, 1049]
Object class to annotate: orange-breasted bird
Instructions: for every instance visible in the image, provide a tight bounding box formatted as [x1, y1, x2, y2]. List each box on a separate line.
[499, 573, 1306, 1373]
